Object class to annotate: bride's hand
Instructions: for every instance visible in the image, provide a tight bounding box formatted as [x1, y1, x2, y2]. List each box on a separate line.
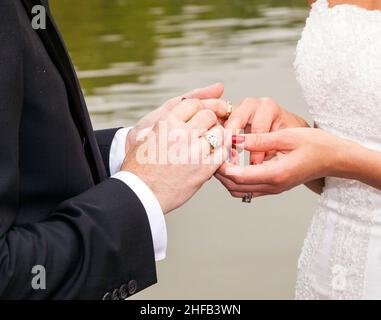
[217, 128, 355, 198]
[223, 98, 309, 165]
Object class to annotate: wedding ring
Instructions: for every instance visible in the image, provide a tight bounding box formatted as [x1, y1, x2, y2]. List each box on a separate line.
[225, 101, 233, 120]
[203, 133, 218, 153]
[242, 192, 253, 204]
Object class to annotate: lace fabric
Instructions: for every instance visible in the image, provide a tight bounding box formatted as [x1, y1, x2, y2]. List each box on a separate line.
[294, 0, 381, 299]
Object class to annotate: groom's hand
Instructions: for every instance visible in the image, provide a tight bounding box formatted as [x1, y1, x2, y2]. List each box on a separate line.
[122, 98, 229, 214]
[126, 83, 228, 152]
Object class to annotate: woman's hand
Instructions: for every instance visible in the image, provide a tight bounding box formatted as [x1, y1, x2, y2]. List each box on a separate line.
[224, 98, 309, 165]
[217, 127, 357, 198]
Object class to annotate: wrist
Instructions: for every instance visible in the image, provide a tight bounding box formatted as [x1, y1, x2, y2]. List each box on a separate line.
[125, 128, 135, 154]
[328, 137, 364, 179]
[121, 164, 171, 214]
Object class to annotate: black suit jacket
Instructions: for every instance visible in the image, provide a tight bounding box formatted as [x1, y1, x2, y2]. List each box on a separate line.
[0, 0, 156, 299]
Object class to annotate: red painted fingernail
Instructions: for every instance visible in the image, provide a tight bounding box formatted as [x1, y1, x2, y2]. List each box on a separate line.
[251, 161, 255, 165]
[232, 135, 245, 145]
[181, 97, 187, 101]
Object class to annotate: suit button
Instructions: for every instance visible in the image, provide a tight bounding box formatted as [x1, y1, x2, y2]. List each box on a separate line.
[111, 288, 120, 300]
[128, 280, 137, 295]
[120, 284, 129, 299]
[102, 292, 111, 300]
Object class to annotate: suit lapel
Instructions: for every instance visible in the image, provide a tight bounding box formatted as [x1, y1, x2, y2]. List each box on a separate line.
[20, 0, 107, 183]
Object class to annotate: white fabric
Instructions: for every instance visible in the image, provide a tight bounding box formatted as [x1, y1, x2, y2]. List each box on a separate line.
[110, 128, 167, 261]
[109, 127, 131, 176]
[294, 0, 381, 300]
[112, 171, 167, 261]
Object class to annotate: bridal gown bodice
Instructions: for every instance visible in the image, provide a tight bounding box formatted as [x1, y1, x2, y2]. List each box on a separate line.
[294, 0, 381, 299]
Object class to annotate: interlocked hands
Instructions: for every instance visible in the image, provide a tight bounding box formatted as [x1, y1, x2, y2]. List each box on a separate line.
[122, 84, 350, 213]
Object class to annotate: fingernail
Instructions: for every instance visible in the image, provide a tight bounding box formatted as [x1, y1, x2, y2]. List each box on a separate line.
[251, 161, 255, 165]
[232, 135, 245, 145]
[181, 97, 187, 101]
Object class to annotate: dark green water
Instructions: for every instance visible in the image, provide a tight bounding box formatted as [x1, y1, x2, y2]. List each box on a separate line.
[50, 0, 308, 127]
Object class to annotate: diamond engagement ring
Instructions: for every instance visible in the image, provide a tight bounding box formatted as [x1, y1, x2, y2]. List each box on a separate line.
[204, 133, 219, 153]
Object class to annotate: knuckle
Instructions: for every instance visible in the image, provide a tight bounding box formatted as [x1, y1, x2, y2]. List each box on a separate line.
[259, 97, 275, 106]
[193, 98, 203, 106]
[261, 98, 279, 113]
[202, 109, 218, 123]
[241, 97, 257, 106]
[188, 98, 202, 109]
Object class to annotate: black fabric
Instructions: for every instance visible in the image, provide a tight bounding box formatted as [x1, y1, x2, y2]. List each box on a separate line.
[0, 0, 157, 299]
[95, 128, 123, 177]
[21, 0, 106, 184]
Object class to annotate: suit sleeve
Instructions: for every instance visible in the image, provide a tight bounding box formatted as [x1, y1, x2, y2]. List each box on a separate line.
[94, 128, 121, 176]
[0, 2, 156, 299]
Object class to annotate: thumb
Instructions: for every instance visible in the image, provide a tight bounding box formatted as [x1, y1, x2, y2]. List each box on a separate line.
[185, 82, 224, 100]
[232, 131, 293, 152]
[163, 83, 225, 112]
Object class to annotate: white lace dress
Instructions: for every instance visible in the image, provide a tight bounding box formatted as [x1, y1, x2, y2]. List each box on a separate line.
[294, 0, 381, 299]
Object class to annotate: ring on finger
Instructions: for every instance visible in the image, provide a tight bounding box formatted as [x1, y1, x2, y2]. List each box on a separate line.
[242, 192, 253, 204]
[225, 101, 233, 120]
[203, 133, 219, 153]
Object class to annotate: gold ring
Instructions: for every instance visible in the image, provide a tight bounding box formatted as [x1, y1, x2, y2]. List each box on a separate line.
[242, 192, 253, 204]
[203, 133, 218, 153]
[225, 101, 233, 120]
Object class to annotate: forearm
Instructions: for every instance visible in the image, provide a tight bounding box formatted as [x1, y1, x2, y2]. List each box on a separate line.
[287, 113, 325, 194]
[94, 128, 122, 176]
[332, 140, 381, 190]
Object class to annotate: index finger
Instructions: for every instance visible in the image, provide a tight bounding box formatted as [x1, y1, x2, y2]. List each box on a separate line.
[250, 101, 277, 164]
[164, 83, 225, 111]
[219, 161, 281, 185]
[201, 99, 230, 119]
[224, 98, 258, 131]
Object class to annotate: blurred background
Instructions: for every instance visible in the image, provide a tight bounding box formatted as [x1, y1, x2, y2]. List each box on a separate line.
[49, 0, 317, 299]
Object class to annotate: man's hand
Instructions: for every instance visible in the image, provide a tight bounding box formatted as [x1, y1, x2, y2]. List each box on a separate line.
[122, 98, 229, 214]
[126, 83, 227, 153]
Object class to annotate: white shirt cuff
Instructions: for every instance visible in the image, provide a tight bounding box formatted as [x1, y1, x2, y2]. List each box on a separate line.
[109, 127, 132, 176]
[111, 167, 167, 261]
